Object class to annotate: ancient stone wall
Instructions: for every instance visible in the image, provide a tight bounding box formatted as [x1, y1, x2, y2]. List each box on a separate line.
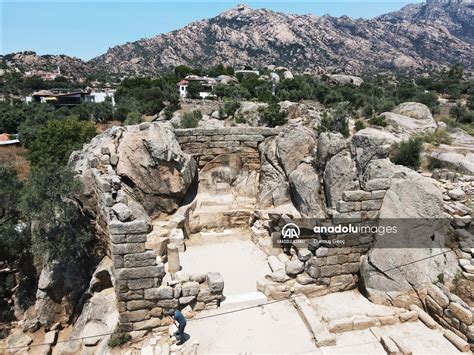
[425, 284, 473, 350]
[175, 127, 279, 170]
[71, 123, 225, 333]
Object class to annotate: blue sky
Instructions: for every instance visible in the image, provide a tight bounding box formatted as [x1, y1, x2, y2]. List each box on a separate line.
[1, 0, 424, 60]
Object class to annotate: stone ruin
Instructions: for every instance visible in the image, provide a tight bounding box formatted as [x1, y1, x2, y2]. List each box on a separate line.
[32, 119, 472, 351]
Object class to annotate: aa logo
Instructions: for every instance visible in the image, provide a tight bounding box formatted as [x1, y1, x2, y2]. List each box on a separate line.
[282, 223, 300, 239]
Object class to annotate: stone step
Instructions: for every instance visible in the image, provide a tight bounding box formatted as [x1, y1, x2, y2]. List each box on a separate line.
[292, 294, 336, 347]
[220, 291, 268, 311]
[200, 230, 235, 239]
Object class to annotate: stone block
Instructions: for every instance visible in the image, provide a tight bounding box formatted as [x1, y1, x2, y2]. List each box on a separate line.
[352, 317, 378, 330]
[365, 178, 391, 191]
[378, 316, 398, 326]
[119, 309, 150, 323]
[361, 199, 383, 211]
[449, 302, 472, 325]
[127, 278, 157, 290]
[371, 190, 386, 199]
[206, 272, 224, 293]
[117, 290, 143, 302]
[126, 234, 148, 243]
[342, 190, 371, 201]
[144, 286, 174, 300]
[399, 311, 418, 322]
[182, 281, 200, 297]
[426, 295, 444, 316]
[179, 296, 196, 305]
[112, 243, 145, 255]
[115, 265, 165, 280]
[109, 220, 151, 235]
[156, 299, 179, 309]
[124, 251, 156, 268]
[132, 318, 161, 331]
[112, 254, 124, 269]
[110, 234, 127, 244]
[150, 307, 163, 318]
[197, 287, 220, 302]
[328, 318, 353, 333]
[336, 201, 361, 213]
[127, 300, 155, 311]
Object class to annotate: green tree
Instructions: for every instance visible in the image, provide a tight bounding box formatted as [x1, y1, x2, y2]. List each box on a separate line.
[181, 110, 202, 128]
[259, 103, 287, 127]
[390, 138, 423, 170]
[124, 111, 143, 125]
[27, 117, 96, 167]
[0, 164, 29, 263]
[19, 163, 91, 262]
[318, 103, 350, 137]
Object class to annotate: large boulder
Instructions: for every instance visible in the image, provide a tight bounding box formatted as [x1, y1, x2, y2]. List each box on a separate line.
[258, 137, 290, 208]
[328, 74, 364, 87]
[392, 102, 433, 121]
[323, 150, 359, 208]
[360, 162, 458, 308]
[234, 101, 268, 126]
[316, 132, 349, 169]
[288, 161, 325, 218]
[429, 146, 474, 175]
[258, 125, 316, 208]
[276, 125, 316, 176]
[116, 123, 197, 216]
[352, 128, 399, 171]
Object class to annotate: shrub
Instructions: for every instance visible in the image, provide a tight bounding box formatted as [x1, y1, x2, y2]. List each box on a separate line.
[259, 103, 287, 127]
[418, 130, 452, 146]
[368, 115, 387, 127]
[124, 111, 143, 125]
[109, 333, 131, 348]
[27, 117, 96, 167]
[234, 114, 246, 124]
[354, 119, 366, 131]
[450, 104, 474, 124]
[318, 104, 350, 137]
[390, 137, 423, 170]
[223, 99, 241, 117]
[181, 110, 202, 128]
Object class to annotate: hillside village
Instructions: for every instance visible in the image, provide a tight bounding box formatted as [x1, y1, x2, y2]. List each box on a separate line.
[0, 1, 474, 354]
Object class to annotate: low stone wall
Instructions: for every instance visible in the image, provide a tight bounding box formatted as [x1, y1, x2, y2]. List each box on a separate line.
[258, 176, 391, 299]
[425, 284, 473, 350]
[175, 127, 279, 170]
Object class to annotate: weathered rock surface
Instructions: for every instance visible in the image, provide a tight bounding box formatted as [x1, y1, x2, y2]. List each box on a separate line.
[323, 150, 358, 208]
[381, 102, 437, 138]
[360, 161, 458, 307]
[288, 161, 325, 218]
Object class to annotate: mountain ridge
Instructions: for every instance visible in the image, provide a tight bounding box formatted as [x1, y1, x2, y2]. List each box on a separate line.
[2, 1, 473, 77]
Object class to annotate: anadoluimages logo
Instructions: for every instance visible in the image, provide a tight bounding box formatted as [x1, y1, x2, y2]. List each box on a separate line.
[282, 223, 300, 239]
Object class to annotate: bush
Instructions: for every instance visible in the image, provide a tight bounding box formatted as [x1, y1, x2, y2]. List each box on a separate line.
[19, 163, 92, 262]
[259, 103, 287, 127]
[450, 104, 474, 124]
[234, 114, 246, 124]
[109, 333, 131, 348]
[181, 110, 202, 128]
[124, 111, 143, 125]
[223, 99, 241, 117]
[418, 130, 452, 146]
[368, 115, 387, 127]
[318, 104, 350, 137]
[354, 119, 366, 131]
[27, 117, 96, 167]
[390, 137, 423, 170]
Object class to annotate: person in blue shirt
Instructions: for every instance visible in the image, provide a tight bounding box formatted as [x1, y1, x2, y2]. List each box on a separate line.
[168, 309, 187, 345]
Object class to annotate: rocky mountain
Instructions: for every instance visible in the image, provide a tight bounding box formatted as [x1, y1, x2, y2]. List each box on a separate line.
[89, 1, 473, 75]
[3, 1, 473, 76]
[379, 0, 474, 45]
[1, 51, 90, 78]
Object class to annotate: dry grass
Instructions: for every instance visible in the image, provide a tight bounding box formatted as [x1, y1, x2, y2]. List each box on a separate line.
[0, 145, 30, 181]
